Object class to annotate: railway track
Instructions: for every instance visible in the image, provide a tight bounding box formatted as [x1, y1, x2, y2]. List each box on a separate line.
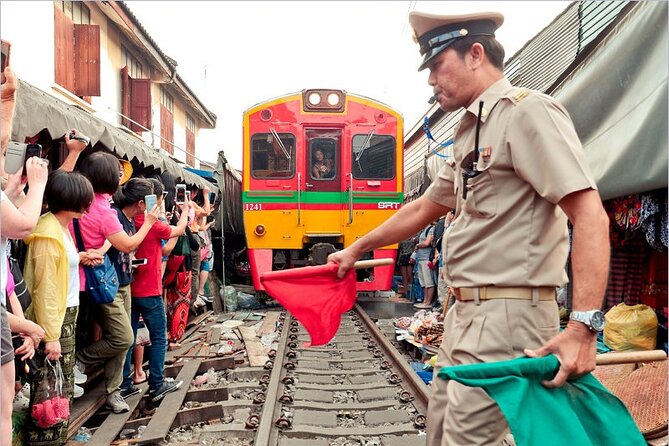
[69, 304, 431, 445]
[252, 303, 429, 446]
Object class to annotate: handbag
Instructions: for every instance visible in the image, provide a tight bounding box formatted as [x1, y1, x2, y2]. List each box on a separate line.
[185, 227, 202, 251]
[9, 254, 31, 312]
[72, 219, 119, 305]
[32, 359, 68, 428]
[173, 235, 191, 256]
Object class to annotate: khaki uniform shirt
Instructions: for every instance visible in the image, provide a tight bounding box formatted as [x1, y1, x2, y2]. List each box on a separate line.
[425, 78, 597, 288]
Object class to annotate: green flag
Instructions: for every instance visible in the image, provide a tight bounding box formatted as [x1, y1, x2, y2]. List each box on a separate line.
[438, 355, 645, 446]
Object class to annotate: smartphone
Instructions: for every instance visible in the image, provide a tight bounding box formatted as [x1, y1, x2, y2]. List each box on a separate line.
[144, 194, 157, 211]
[175, 184, 186, 204]
[4, 141, 26, 174]
[185, 191, 191, 202]
[131, 258, 148, 266]
[23, 144, 43, 176]
[69, 130, 90, 145]
[1, 39, 10, 84]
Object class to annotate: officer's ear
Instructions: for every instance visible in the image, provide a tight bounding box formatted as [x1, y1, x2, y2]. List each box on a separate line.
[469, 42, 486, 69]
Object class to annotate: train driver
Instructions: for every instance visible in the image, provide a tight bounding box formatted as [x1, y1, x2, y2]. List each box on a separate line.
[311, 149, 333, 179]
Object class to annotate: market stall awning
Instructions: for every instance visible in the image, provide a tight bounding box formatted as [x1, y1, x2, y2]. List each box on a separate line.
[11, 79, 217, 192]
[552, 1, 667, 200]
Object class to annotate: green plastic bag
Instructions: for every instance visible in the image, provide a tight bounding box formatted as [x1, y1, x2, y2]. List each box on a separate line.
[438, 355, 645, 446]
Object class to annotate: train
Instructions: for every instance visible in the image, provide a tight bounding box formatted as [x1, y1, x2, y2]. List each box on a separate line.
[242, 88, 404, 293]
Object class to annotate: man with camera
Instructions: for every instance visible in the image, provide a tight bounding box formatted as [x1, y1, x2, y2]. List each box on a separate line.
[329, 9, 610, 445]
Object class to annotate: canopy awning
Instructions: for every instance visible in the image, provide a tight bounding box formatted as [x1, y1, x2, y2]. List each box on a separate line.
[11, 79, 217, 192]
[552, 1, 667, 200]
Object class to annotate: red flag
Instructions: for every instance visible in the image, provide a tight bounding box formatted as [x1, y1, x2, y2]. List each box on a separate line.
[260, 263, 357, 347]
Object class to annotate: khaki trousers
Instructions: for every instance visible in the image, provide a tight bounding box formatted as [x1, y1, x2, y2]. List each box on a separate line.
[76, 285, 133, 395]
[427, 298, 559, 446]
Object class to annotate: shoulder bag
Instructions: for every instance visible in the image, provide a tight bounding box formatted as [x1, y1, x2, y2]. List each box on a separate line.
[72, 219, 118, 305]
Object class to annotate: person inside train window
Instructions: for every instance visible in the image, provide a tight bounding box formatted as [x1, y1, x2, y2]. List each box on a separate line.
[312, 149, 334, 179]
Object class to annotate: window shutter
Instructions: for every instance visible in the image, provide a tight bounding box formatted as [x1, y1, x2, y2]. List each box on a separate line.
[160, 105, 174, 155]
[130, 78, 151, 133]
[73, 24, 100, 97]
[186, 129, 195, 166]
[54, 5, 75, 92]
[121, 67, 131, 128]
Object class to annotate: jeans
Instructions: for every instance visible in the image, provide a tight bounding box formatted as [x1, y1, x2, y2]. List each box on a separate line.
[122, 296, 167, 393]
[77, 287, 133, 395]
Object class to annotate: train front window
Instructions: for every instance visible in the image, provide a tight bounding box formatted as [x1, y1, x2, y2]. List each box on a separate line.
[309, 137, 338, 181]
[251, 132, 296, 179]
[351, 134, 395, 180]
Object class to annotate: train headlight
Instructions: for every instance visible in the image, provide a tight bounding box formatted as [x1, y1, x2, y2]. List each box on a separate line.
[308, 92, 321, 106]
[327, 93, 340, 106]
[254, 224, 266, 237]
[303, 89, 346, 112]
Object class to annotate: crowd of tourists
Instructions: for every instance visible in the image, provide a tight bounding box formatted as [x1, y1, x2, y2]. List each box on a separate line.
[1, 65, 217, 445]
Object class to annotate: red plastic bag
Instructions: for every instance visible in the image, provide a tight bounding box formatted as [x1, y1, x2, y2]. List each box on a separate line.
[260, 263, 356, 347]
[32, 359, 69, 428]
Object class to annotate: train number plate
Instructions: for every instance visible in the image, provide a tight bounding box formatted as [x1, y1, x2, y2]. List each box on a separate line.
[244, 203, 263, 211]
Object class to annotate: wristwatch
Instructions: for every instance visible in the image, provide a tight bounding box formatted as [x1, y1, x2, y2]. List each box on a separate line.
[569, 310, 605, 332]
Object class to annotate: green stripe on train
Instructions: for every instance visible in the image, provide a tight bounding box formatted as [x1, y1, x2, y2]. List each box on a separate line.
[242, 191, 402, 204]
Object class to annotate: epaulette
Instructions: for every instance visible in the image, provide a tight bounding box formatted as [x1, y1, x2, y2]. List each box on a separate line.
[508, 88, 529, 104]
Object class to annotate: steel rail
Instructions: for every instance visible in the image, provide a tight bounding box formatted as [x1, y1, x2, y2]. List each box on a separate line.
[353, 303, 430, 414]
[254, 313, 289, 446]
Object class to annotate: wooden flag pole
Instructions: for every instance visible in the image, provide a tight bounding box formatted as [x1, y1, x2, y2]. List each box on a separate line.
[352, 258, 394, 269]
[596, 349, 666, 365]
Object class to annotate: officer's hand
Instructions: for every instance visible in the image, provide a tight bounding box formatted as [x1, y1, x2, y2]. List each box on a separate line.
[524, 321, 597, 388]
[327, 248, 360, 280]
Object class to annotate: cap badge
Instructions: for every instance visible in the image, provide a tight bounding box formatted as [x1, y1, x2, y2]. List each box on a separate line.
[459, 28, 469, 36]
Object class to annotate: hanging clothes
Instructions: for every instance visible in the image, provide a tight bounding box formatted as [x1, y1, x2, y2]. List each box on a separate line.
[640, 191, 668, 252]
[605, 234, 646, 310]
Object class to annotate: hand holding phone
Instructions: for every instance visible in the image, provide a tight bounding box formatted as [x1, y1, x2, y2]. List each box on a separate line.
[68, 130, 90, 146]
[144, 194, 157, 212]
[175, 184, 186, 205]
[4, 142, 43, 176]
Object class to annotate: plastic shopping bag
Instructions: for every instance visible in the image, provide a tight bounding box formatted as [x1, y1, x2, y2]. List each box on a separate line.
[31, 359, 69, 428]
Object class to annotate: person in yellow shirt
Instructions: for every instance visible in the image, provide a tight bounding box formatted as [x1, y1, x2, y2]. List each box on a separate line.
[24, 171, 99, 445]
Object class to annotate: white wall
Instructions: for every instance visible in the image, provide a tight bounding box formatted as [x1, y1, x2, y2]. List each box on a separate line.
[0, 2, 55, 91]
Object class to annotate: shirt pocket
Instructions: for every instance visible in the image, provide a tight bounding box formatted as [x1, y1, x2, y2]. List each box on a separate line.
[462, 168, 497, 218]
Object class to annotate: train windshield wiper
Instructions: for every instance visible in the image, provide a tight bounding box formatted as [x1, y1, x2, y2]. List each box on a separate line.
[354, 129, 375, 172]
[270, 128, 291, 160]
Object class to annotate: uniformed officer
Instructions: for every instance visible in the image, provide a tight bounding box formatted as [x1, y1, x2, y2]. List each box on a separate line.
[328, 10, 610, 446]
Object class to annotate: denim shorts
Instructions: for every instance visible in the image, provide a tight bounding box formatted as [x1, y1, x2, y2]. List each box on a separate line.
[200, 260, 213, 272]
